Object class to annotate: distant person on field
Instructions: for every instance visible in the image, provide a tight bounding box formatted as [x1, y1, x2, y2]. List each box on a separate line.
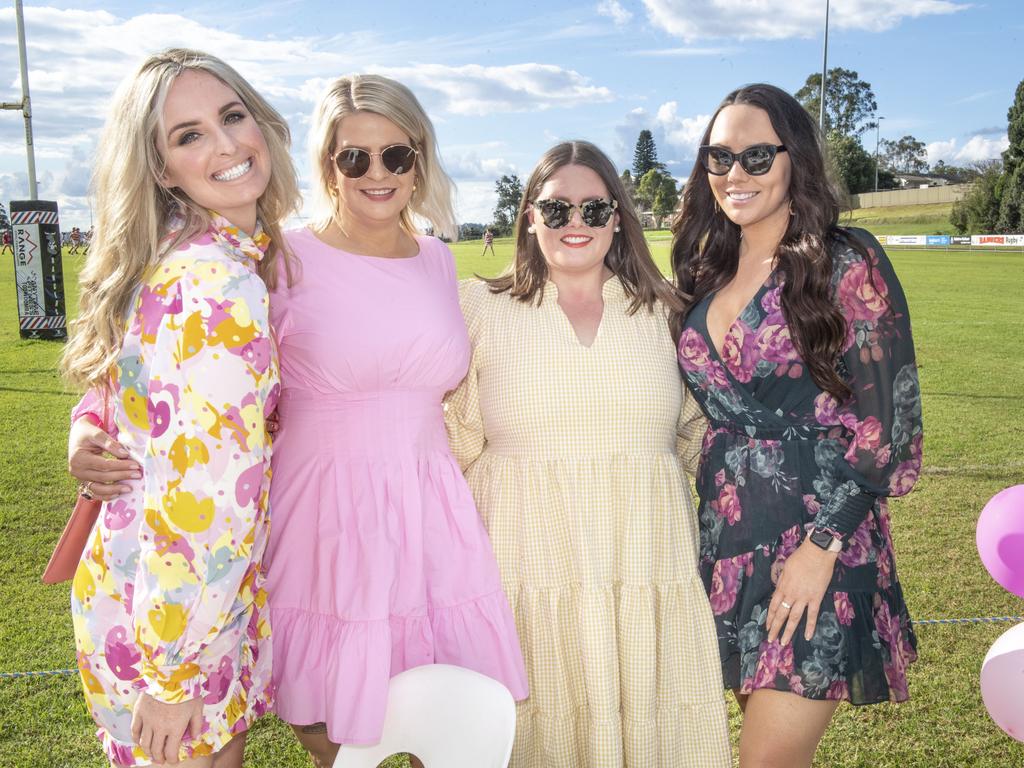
[0, 229, 12, 255]
[481, 227, 495, 256]
[69, 226, 83, 254]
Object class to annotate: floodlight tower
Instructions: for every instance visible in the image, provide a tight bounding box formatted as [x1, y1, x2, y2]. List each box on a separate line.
[1, 0, 39, 200]
[818, 0, 830, 134]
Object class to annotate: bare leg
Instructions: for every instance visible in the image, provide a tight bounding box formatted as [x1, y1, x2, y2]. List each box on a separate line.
[737, 688, 840, 768]
[291, 722, 340, 768]
[210, 732, 247, 768]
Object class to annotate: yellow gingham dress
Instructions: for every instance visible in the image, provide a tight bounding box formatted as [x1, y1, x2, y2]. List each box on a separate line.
[445, 278, 731, 768]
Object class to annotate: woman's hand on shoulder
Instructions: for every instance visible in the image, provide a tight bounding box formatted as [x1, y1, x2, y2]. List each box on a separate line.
[131, 693, 204, 765]
[68, 418, 139, 500]
[765, 537, 839, 645]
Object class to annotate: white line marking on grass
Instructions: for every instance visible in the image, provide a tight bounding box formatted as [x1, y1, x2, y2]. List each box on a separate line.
[922, 462, 1024, 476]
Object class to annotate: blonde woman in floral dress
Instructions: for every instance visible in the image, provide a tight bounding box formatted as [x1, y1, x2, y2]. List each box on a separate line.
[61, 49, 298, 767]
[445, 140, 731, 768]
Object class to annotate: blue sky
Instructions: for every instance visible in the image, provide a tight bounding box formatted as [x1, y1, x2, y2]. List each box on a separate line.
[0, 0, 1018, 228]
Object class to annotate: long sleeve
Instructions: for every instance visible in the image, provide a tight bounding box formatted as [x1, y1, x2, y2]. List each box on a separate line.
[132, 258, 274, 703]
[444, 279, 488, 472]
[676, 386, 708, 478]
[813, 230, 924, 538]
[71, 388, 114, 434]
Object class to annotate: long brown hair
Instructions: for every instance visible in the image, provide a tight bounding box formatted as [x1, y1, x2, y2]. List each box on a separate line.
[486, 140, 681, 315]
[670, 83, 867, 400]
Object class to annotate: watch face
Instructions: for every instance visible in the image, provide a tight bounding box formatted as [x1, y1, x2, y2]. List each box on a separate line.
[810, 529, 836, 550]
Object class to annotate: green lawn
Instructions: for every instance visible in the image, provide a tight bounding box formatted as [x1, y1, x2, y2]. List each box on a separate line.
[843, 201, 956, 236]
[2, 232, 1022, 766]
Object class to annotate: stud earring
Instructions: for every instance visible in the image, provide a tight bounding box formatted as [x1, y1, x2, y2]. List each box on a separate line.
[613, 225, 621, 233]
[527, 225, 536, 234]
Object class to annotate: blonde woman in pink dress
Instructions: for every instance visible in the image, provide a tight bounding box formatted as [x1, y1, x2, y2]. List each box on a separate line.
[264, 74, 526, 766]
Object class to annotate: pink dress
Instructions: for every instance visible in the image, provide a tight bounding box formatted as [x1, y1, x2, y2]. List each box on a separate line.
[264, 229, 528, 744]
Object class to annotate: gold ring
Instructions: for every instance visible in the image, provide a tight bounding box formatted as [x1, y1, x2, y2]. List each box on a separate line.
[780, 601, 792, 610]
[79, 481, 95, 500]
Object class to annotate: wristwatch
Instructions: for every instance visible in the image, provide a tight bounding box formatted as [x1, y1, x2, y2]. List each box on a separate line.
[807, 527, 843, 553]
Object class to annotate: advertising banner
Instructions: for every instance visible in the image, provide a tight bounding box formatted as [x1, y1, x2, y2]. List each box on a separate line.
[974, 234, 1007, 246]
[927, 235, 951, 246]
[950, 236, 971, 246]
[886, 235, 927, 246]
[10, 200, 67, 340]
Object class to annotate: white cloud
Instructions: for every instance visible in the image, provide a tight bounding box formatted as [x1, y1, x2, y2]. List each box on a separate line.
[640, 0, 969, 42]
[656, 102, 711, 150]
[376, 63, 614, 116]
[926, 133, 1008, 165]
[445, 150, 518, 181]
[0, 7, 615, 227]
[453, 180, 500, 225]
[597, 0, 634, 25]
[616, 102, 711, 175]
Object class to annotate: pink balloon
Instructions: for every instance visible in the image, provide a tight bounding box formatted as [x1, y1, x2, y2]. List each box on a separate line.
[976, 485, 1024, 599]
[981, 622, 1024, 742]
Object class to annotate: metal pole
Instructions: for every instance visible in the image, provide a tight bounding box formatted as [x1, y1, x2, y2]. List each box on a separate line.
[14, 0, 37, 199]
[818, 0, 830, 133]
[874, 116, 885, 192]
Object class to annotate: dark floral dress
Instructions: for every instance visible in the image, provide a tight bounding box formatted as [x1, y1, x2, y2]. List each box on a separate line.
[678, 228, 922, 704]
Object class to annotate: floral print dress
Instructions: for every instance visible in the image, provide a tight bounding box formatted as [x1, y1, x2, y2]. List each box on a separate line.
[677, 228, 922, 704]
[71, 216, 278, 765]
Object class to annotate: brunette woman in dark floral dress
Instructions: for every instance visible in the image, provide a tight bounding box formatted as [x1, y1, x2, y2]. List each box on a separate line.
[670, 83, 923, 767]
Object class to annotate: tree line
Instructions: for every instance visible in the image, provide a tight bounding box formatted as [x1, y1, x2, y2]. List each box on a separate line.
[950, 80, 1023, 234]
[481, 71, 1022, 236]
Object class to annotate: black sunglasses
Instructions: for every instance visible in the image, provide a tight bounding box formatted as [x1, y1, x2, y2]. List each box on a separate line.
[698, 144, 787, 176]
[331, 144, 418, 179]
[532, 198, 618, 229]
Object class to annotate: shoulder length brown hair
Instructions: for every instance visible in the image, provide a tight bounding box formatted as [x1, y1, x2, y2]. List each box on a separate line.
[670, 82, 869, 400]
[486, 140, 681, 315]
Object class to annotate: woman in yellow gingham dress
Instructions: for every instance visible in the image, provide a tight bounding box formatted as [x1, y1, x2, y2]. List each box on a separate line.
[445, 141, 730, 767]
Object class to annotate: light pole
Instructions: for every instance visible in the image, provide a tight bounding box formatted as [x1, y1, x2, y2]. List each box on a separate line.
[874, 116, 885, 192]
[0, 0, 38, 199]
[818, 0, 830, 133]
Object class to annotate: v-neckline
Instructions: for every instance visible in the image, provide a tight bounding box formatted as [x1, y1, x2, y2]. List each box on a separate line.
[703, 273, 775, 360]
[546, 277, 618, 350]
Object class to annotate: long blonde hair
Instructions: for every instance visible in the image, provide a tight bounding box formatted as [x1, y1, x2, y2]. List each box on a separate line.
[61, 48, 300, 392]
[308, 73, 458, 241]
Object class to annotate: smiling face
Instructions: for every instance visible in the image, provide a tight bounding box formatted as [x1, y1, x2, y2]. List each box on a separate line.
[706, 103, 792, 237]
[528, 163, 618, 278]
[330, 110, 417, 229]
[159, 70, 271, 234]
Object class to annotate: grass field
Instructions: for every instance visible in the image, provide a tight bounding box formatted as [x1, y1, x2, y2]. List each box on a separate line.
[2, 228, 1023, 767]
[843, 202, 956, 236]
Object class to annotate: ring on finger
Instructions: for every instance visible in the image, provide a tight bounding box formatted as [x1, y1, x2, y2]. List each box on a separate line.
[78, 481, 95, 500]
[780, 600, 792, 610]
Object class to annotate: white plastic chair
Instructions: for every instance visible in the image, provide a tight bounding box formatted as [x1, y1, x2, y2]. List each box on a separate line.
[332, 663, 516, 768]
